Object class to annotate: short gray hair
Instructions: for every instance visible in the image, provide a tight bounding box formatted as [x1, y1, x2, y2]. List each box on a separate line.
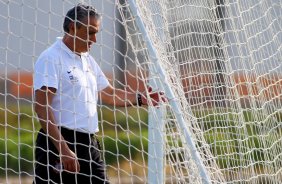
[63, 4, 101, 33]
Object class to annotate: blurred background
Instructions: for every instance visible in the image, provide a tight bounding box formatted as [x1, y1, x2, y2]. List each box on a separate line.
[0, 0, 281, 183]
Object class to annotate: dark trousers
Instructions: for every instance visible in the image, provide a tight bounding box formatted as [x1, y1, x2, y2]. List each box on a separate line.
[33, 127, 110, 184]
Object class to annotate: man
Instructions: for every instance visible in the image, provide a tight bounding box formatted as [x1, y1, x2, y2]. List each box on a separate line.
[33, 3, 165, 184]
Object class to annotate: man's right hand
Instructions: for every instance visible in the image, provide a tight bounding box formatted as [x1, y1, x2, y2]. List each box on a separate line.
[35, 86, 80, 173]
[61, 147, 80, 173]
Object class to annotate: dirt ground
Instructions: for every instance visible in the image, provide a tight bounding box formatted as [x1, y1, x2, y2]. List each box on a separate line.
[0, 176, 33, 184]
[0, 176, 138, 184]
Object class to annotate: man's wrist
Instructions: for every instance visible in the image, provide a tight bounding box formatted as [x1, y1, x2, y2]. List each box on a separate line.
[59, 142, 71, 155]
[137, 93, 142, 106]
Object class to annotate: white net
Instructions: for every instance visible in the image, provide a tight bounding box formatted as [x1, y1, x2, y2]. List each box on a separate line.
[0, 0, 282, 183]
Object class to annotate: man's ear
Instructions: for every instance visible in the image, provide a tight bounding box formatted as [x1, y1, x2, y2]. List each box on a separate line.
[68, 22, 75, 34]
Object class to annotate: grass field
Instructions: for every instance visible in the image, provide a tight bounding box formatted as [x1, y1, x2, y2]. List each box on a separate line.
[0, 103, 149, 183]
[0, 103, 281, 183]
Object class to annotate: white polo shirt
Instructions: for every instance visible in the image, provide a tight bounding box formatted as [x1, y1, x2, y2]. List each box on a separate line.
[34, 37, 109, 133]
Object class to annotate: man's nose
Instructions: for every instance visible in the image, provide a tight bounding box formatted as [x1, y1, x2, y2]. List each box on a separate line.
[91, 35, 96, 43]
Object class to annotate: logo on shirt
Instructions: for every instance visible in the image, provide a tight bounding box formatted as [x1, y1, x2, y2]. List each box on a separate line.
[67, 70, 79, 83]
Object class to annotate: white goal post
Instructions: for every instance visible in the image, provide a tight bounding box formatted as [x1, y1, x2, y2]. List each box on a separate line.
[1, 0, 282, 184]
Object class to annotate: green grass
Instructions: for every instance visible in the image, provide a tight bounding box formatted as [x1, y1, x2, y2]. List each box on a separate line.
[0, 104, 149, 175]
[0, 103, 281, 177]
[0, 103, 38, 175]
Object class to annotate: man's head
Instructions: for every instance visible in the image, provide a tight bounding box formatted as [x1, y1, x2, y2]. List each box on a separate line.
[63, 4, 101, 53]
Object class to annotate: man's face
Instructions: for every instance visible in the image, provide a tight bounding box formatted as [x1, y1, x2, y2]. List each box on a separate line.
[70, 16, 100, 53]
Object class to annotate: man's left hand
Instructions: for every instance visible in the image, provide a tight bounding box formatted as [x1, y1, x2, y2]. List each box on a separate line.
[141, 87, 167, 106]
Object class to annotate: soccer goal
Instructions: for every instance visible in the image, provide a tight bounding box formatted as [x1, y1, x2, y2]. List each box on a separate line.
[1, 0, 281, 183]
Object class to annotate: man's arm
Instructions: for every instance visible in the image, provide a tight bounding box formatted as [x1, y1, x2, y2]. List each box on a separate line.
[100, 85, 165, 107]
[34, 86, 80, 172]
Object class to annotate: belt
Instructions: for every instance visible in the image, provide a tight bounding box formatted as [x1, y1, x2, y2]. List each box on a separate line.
[58, 126, 95, 140]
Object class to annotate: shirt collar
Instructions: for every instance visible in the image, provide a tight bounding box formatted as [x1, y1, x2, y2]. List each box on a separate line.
[56, 37, 89, 59]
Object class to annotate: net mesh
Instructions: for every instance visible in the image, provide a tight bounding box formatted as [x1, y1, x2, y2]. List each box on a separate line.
[0, 0, 282, 183]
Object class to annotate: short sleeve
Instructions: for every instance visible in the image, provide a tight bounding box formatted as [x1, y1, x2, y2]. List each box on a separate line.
[91, 59, 109, 91]
[96, 66, 110, 91]
[33, 54, 59, 91]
